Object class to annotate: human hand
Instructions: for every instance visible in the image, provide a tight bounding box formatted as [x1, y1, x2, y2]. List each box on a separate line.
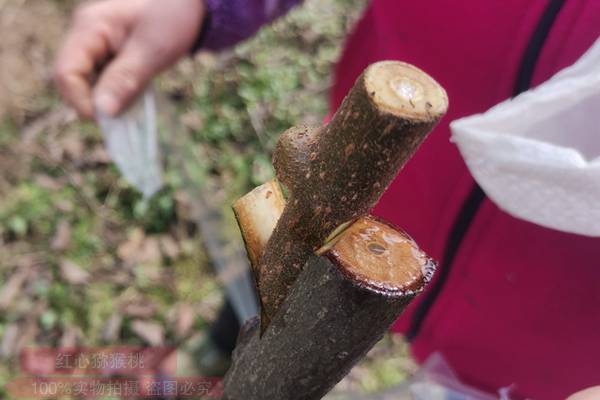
[567, 386, 600, 400]
[54, 0, 206, 118]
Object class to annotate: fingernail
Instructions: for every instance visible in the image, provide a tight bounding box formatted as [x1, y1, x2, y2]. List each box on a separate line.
[94, 92, 120, 117]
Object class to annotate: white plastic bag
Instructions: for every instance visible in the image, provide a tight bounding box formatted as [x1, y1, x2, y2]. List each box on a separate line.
[451, 37, 600, 237]
[408, 353, 504, 400]
[97, 87, 163, 199]
[327, 353, 514, 400]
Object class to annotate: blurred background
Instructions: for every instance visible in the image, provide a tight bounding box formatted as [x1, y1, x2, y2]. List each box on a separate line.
[0, 0, 418, 397]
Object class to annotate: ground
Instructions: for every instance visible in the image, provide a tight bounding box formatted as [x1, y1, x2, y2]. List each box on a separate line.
[0, 0, 417, 397]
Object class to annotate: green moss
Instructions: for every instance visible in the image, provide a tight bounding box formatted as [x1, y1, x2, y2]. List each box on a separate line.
[0, 0, 417, 395]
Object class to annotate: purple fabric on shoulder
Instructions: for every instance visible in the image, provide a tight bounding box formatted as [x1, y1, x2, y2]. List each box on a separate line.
[202, 0, 303, 50]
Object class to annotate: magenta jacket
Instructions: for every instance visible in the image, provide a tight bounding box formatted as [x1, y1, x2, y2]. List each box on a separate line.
[202, 1, 600, 398]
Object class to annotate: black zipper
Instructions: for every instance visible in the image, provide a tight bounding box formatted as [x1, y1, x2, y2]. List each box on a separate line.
[406, 0, 567, 342]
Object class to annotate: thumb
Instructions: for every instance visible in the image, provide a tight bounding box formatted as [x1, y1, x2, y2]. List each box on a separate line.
[567, 386, 600, 400]
[93, 41, 157, 117]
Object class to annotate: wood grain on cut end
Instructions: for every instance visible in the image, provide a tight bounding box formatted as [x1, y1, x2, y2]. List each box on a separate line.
[364, 61, 448, 121]
[233, 180, 286, 268]
[224, 216, 436, 400]
[319, 216, 436, 296]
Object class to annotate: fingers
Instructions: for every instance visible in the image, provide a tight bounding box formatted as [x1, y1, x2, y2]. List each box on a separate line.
[93, 0, 206, 117]
[93, 39, 157, 117]
[54, 0, 206, 118]
[567, 386, 600, 400]
[54, 1, 130, 119]
[54, 25, 113, 119]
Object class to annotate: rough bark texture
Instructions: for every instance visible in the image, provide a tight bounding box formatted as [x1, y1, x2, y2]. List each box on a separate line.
[257, 61, 448, 330]
[223, 217, 436, 400]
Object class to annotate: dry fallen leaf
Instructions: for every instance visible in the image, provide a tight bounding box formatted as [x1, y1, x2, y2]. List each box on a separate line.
[102, 313, 123, 343]
[117, 229, 162, 265]
[60, 260, 90, 285]
[60, 133, 85, 162]
[34, 174, 64, 191]
[139, 237, 162, 264]
[16, 315, 41, 357]
[117, 229, 144, 262]
[108, 270, 131, 286]
[130, 320, 164, 347]
[122, 301, 157, 319]
[159, 235, 180, 260]
[0, 323, 20, 359]
[181, 110, 205, 131]
[89, 145, 111, 164]
[0, 268, 29, 310]
[175, 303, 196, 339]
[54, 198, 74, 213]
[59, 326, 82, 348]
[51, 220, 72, 251]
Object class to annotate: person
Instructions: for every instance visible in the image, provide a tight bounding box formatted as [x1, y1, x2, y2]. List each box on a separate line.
[54, 1, 600, 399]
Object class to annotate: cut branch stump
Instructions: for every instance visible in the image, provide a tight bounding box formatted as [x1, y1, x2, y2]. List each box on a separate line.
[223, 60, 448, 400]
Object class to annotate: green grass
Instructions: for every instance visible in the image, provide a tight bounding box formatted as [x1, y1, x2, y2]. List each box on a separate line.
[0, 0, 417, 397]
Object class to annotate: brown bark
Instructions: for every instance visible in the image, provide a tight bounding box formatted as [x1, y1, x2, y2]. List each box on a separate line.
[223, 216, 436, 400]
[258, 61, 448, 330]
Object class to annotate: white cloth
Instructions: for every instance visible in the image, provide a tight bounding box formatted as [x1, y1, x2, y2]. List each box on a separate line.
[451, 37, 600, 237]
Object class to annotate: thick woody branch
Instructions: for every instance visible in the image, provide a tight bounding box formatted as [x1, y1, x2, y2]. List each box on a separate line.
[223, 216, 436, 400]
[257, 61, 448, 330]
